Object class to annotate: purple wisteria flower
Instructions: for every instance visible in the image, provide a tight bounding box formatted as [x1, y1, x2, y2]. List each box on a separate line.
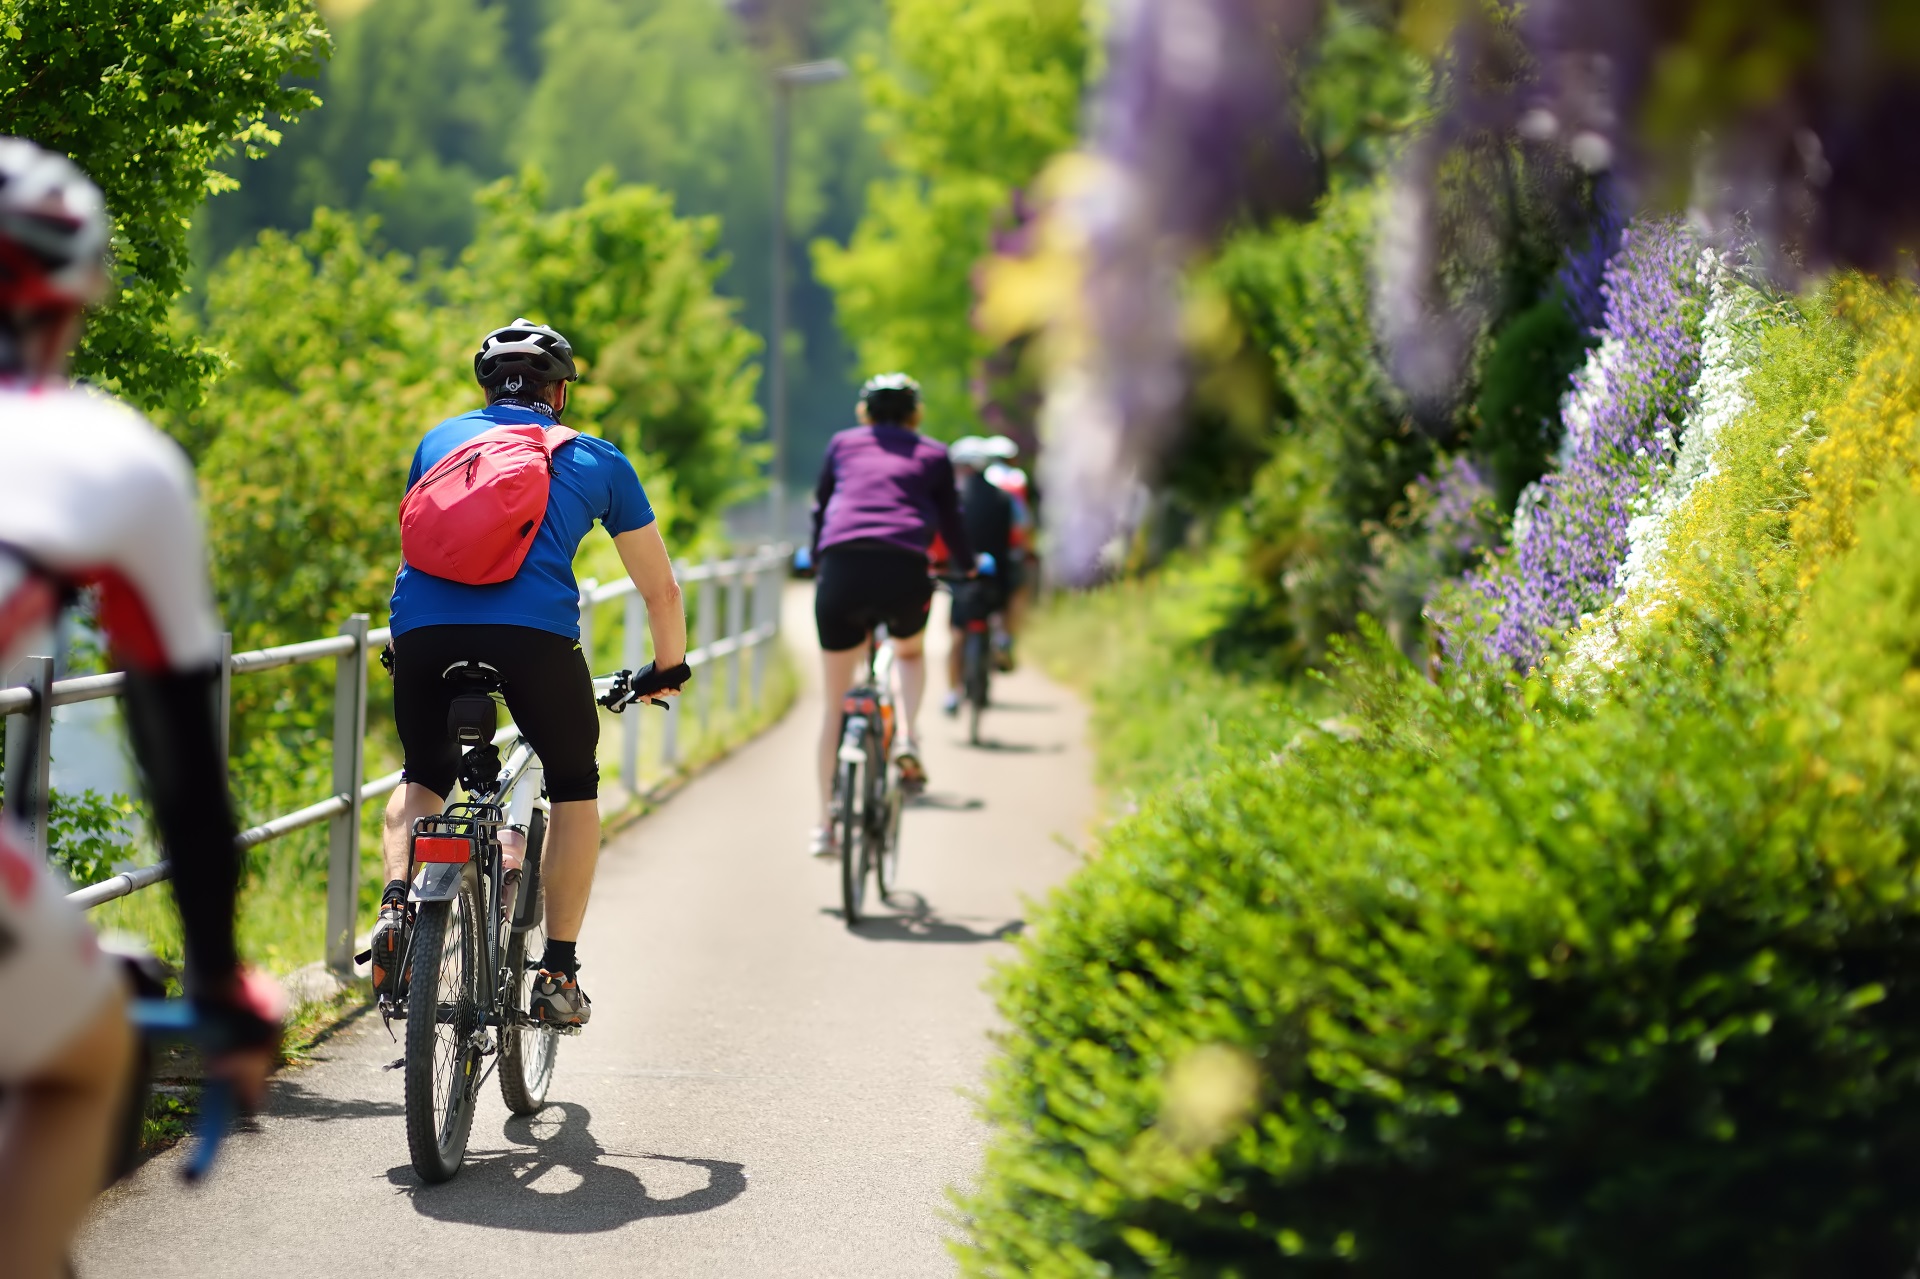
[1039, 0, 1322, 585]
[1460, 217, 1705, 669]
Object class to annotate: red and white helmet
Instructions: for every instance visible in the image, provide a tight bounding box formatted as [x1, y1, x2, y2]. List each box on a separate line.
[0, 137, 109, 309]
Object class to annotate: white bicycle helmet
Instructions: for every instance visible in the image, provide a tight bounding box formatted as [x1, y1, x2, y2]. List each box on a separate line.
[0, 137, 109, 308]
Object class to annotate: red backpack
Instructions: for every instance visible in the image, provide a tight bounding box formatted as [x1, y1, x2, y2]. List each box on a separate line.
[399, 423, 579, 585]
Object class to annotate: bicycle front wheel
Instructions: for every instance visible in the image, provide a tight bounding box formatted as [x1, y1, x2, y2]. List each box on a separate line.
[405, 865, 483, 1183]
[837, 753, 868, 926]
[500, 916, 558, 1114]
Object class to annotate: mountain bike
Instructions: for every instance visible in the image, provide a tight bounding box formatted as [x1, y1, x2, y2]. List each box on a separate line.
[393, 661, 662, 1183]
[832, 626, 907, 927]
[945, 565, 998, 746]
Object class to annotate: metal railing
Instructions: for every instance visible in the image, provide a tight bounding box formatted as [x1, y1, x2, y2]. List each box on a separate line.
[1, 544, 790, 974]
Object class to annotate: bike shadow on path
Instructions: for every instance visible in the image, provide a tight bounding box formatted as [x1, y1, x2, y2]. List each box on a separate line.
[385, 1101, 746, 1232]
[822, 893, 1025, 945]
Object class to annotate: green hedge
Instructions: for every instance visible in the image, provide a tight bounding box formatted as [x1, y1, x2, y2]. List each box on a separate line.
[960, 630, 1920, 1276]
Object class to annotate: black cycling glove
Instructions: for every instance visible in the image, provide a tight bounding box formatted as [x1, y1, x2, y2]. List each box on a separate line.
[632, 659, 692, 697]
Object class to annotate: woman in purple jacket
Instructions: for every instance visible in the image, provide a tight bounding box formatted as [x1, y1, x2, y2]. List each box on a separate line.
[807, 374, 974, 857]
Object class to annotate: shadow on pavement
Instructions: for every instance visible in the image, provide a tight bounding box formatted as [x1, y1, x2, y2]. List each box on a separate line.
[964, 739, 1065, 755]
[271, 1076, 406, 1123]
[909, 791, 984, 811]
[386, 1102, 746, 1232]
[821, 894, 1025, 944]
[973, 699, 1056, 713]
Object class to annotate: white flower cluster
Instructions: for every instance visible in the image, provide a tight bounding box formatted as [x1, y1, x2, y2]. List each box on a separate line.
[1614, 249, 1765, 600]
[1561, 249, 1768, 684]
[1510, 329, 1627, 553]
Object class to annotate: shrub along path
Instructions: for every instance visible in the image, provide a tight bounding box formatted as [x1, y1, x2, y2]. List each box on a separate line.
[77, 586, 1095, 1277]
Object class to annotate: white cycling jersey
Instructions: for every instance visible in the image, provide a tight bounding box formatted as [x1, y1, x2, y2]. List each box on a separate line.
[0, 382, 224, 1080]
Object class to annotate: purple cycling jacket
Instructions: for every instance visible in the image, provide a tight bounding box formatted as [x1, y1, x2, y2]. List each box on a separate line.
[810, 424, 974, 565]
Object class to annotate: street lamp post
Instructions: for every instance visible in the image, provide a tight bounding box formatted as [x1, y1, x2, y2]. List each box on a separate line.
[769, 58, 847, 544]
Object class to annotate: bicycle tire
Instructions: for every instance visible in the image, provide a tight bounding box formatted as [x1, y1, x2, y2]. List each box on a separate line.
[965, 632, 989, 746]
[404, 864, 483, 1184]
[837, 754, 867, 925]
[874, 763, 904, 899]
[499, 915, 557, 1115]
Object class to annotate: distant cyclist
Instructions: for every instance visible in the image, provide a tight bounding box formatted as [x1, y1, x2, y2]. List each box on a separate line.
[372, 319, 689, 1030]
[982, 435, 1034, 668]
[0, 137, 278, 1278]
[808, 374, 973, 857]
[942, 436, 1015, 716]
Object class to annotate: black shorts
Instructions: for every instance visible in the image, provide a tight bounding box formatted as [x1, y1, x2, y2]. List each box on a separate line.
[814, 544, 933, 652]
[391, 624, 599, 803]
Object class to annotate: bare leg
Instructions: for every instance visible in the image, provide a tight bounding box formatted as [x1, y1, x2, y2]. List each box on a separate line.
[892, 631, 927, 749]
[0, 985, 133, 1279]
[946, 627, 963, 692]
[381, 783, 446, 885]
[817, 642, 867, 827]
[539, 799, 601, 942]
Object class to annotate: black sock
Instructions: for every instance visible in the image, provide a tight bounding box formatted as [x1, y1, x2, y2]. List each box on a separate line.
[382, 879, 408, 908]
[542, 940, 578, 977]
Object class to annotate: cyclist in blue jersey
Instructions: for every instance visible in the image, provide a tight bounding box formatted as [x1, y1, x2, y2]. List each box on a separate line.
[373, 320, 690, 1029]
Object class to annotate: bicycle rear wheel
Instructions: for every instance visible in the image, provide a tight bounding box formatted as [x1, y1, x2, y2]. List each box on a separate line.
[965, 631, 990, 746]
[837, 752, 869, 926]
[405, 863, 483, 1183]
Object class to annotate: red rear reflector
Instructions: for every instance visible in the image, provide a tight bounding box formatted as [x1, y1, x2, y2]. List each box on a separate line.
[414, 836, 471, 863]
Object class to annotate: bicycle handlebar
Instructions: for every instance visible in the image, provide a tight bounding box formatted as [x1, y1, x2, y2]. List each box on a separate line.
[127, 999, 237, 1185]
[595, 661, 692, 713]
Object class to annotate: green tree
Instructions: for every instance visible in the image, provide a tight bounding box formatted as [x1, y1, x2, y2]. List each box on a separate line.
[467, 171, 765, 545]
[0, 0, 327, 410]
[814, 0, 1088, 434]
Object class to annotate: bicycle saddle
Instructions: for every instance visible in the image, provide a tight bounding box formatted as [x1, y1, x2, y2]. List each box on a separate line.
[441, 660, 504, 747]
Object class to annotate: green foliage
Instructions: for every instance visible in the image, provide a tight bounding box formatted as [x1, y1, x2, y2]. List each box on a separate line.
[465, 172, 765, 543]
[815, 0, 1088, 432]
[1473, 292, 1590, 510]
[1296, 4, 1430, 192]
[1024, 540, 1310, 803]
[0, 0, 327, 410]
[963, 622, 1920, 1276]
[46, 788, 138, 888]
[1209, 189, 1432, 668]
[200, 0, 885, 485]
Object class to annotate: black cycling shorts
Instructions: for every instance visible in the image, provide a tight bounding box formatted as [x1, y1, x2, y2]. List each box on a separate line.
[814, 543, 933, 652]
[391, 624, 599, 803]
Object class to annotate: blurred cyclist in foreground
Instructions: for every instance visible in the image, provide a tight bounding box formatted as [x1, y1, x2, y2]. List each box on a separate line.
[0, 137, 278, 1278]
[807, 374, 973, 857]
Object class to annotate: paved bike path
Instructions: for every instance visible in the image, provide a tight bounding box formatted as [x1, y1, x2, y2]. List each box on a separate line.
[77, 587, 1095, 1278]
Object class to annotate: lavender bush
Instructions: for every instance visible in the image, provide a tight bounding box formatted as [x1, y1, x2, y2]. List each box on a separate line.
[1457, 218, 1706, 669]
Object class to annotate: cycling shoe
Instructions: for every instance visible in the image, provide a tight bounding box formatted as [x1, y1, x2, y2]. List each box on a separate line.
[529, 968, 592, 1028]
[368, 903, 411, 1002]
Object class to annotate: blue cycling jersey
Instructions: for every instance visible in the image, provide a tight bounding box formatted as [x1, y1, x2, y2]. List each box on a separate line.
[389, 403, 654, 640]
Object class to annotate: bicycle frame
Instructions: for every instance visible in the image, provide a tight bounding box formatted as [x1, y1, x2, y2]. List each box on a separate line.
[400, 737, 547, 1051]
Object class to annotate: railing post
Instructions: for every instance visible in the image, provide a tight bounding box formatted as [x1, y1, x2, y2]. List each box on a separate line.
[726, 563, 745, 714]
[4, 655, 54, 859]
[621, 591, 645, 796]
[696, 571, 717, 736]
[325, 614, 369, 977]
[750, 551, 768, 707]
[216, 631, 233, 780]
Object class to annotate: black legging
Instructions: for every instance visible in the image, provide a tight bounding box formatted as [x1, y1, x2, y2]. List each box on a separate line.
[390, 623, 599, 802]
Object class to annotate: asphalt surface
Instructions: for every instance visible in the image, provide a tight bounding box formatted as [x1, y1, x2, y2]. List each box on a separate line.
[77, 586, 1094, 1278]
